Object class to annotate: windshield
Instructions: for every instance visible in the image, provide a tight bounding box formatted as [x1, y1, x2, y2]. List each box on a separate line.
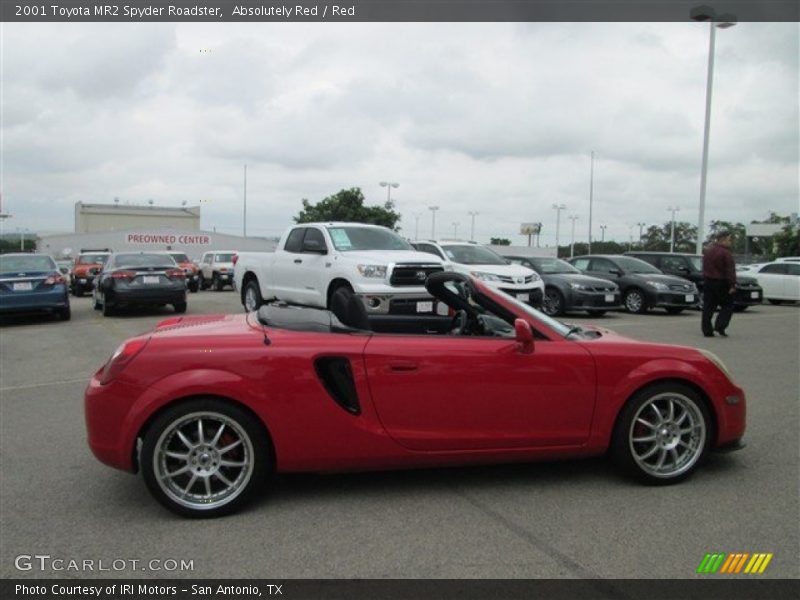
[327, 227, 412, 252]
[492, 289, 573, 336]
[614, 256, 662, 274]
[0, 255, 56, 272]
[215, 253, 236, 263]
[443, 245, 508, 265]
[689, 257, 702, 271]
[77, 254, 109, 265]
[169, 253, 190, 263]
[112, 254, 177, 269]
[527, 257, 580, 274]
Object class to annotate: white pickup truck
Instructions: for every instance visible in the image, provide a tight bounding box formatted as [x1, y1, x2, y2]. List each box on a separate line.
[233, 222, 446, 316]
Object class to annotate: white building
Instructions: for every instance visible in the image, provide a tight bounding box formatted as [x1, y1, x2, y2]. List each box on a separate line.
[75, 202, 201, 233]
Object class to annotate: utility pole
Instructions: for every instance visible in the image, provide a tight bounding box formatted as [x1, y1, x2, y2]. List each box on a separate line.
[452, 222, 460, 238]
[637, 222, 646, 247]
[588, 151, 595, 254]
[428, 206, 440, 239]
[468, 211, 478, 241]
[667, 206, 680, 252]
[568, 215, 579, 258]
[243, 164, 247, 238]
[413, 213, 421, 240]
[552, 204, 566, 255]
[600, 224, 607, 243]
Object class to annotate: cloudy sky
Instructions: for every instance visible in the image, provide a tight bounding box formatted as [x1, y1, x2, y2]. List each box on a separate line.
[1, 21, 797, 246]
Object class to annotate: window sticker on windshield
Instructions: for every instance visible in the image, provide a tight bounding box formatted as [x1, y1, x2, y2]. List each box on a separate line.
[329, 229, 352, 249]
[445, 250, 455, 259]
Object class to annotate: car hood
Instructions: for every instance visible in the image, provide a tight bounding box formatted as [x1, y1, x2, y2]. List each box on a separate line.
[342, 250, 443, 265]
[457, 263, 534, 277]
[150, 314, 251, 337]
[737, 275, 757, 285]
[545, 273, 616, 287]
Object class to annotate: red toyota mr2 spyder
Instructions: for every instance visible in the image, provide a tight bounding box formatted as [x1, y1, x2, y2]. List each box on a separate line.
[85, 272, 746, 517]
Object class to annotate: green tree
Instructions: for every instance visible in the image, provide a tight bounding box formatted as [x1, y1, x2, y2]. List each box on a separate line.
[706, 220, 747, 253]
[641, 221, 697, 253]
[773, 222, 800, 257]
[490, 237, 511, 246]
[294, 188, 400, 230]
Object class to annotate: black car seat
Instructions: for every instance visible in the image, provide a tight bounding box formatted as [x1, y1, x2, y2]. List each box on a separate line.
[331, 289, 371, 331]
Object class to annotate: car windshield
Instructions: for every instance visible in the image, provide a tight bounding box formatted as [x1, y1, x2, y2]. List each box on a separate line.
[169, 253, 190, 263]
[490, 288, 573, 336]
[690, 257, 702, 271]
[78, 254, 109, 264]
[614, 256, 662, 274]
[112, 254, 176, 269]
[215, 253, 236, 262]
[0, 255, 56, 272]
[327, 227, 412, 252]
[443, 245, 508, 265]
[527, 257, 580, 274]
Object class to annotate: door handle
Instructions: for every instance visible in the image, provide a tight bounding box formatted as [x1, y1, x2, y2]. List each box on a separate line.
[294, 259, 302, 264]
[389, 361, 418, 372]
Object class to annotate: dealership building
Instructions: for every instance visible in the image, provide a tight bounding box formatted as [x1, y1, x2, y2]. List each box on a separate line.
[38, 202, 277, 259]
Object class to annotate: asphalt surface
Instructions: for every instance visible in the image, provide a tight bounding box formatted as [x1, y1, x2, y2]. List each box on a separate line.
[1, 291, 798, 579]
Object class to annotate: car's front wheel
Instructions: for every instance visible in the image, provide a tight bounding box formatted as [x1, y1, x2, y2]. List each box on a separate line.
[611, 383, 711, 484]
[174, 302, 187, 314]
[624, 289, 648, 314]
[542, 288, 564, 316]
[243, 280, 263, 312]
[141, 399, 270, 518]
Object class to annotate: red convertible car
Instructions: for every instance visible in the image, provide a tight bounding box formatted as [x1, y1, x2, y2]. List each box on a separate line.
[85, 272, 746, 517]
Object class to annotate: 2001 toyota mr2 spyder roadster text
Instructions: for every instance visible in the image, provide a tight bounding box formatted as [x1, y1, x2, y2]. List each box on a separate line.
[85, 272, 746, 517]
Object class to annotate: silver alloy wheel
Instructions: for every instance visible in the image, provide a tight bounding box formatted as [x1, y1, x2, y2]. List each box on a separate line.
[244, 285, 259, 312]
[543, 289, 561, 316]
[153, 411, 255, 511]
[628, 392, 706, 479]
[625, 290, 643, 313]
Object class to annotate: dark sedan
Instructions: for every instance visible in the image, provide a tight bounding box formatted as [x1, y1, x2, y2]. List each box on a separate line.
[505, 256, 621, 316]
[568, 255, 698, 314]
[0, 253, 70, 320]
[625, 251, 763, 312]
[93, 252, 187, 316]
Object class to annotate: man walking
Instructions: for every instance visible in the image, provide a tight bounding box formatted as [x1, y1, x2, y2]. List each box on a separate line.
[702, 230, 737, 337]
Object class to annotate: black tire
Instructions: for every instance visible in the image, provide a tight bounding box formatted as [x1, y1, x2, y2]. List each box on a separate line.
[199, 273, 209, 291]
[174, 302, 187, 314]
[243, 280, 264, 312]
[767, 299, 782, 305]
[213, 274, 223, 291]
[586, 310, 607, 317]
[188, 282, 199, 293]
[74, 285, 83, 298]
[542, 287, 565, 317]
[140, 398, 270, 518]
[327, 283, 354, 310]
[58, 306, 71, 321]
[665, 307, 684, 315]
[102, 295, 114, 317]
[93, 295, 101, 310]
[611, 382, 712, 485]
[624, 289, 648, 314]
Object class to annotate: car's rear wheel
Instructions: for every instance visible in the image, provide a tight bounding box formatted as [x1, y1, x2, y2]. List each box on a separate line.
[213, 274, 224, 291]
[198, 273, 208, 290]
[611, 383, 711, 484]
[74, 285, 83, 298]
[101, 295, 114, 317]
[542, 288, 564, 316]
[58, 306, 71, 321]
[174, 302, 187, 314]
[243, 280, 263, 312]
[141, 399, 269, 518]
[624, 289, 647, 314]
[188, 282, 199, 293]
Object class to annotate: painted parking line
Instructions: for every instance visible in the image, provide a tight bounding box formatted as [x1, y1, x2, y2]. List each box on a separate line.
[0, 377, 90, 392]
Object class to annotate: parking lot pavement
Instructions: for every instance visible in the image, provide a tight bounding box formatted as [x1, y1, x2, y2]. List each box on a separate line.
[1, 294, 798, 579]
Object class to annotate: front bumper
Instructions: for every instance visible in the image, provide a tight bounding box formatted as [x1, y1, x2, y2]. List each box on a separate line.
[73, 275, 97, 290]
[734, 286, 763, 306]
[651, 290, 699, 308]
[569, 290, 622, 310]
[0, 287, 69, 313]
[498, 286, 544, 308]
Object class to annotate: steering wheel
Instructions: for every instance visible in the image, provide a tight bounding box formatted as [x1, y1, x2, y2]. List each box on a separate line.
[450, 310, 469, 335]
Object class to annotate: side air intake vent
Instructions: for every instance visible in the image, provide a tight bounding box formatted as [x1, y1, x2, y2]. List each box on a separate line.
[314, 357, 361, 415]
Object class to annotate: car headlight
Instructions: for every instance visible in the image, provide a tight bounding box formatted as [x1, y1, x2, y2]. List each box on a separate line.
[569, 282, 591, 291]
[646, 281, 669, 291]
[697, 348, 735, 382]
[470, 271, 501, 282]
[357, 264, 387, 278]
[528, 272, 540, 281]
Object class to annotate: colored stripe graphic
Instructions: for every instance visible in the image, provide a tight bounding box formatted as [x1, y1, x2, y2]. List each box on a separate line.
[757, 554, 773, 573]
[734, 553, 749, 573]
[698, 552, 772, 574]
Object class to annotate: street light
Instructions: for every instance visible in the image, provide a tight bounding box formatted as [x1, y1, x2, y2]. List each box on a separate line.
[568, 214, 579, 258]
[428, 205, 440, 239]
[600, 224, 607, 243]
[667, 206, 681, 252]
[452, 222, 460, 238]
[379, 181, 399, 205]
[467, 211, 479, 241]
[637, 222, 647, 247]
[413, 213, 421, 240]
[552, 203, 567, 254]
[691, 5, 737, 253]
[588, 151, 595, 253]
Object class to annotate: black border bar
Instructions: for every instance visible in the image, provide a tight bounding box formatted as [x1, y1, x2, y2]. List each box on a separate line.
[2, 1, 799, 23]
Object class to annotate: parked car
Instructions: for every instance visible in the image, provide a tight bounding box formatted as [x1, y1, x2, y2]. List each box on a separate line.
[751, 261, 800, 304]
[0, 253, 70, 320]
[92, 252, 187, 316]
[85, 271, 746, 517]
[625, 251, 763, 312]
[568, 255, 698, 314]
[166, 252, 200, 293]
[412, 241, 544, 308]
[199, 251, 237, 291]
[233, 223, 446, 322]
[71, 250, 110, 296]
[775, 256, 800, 263]
[504, 255, 621, 316]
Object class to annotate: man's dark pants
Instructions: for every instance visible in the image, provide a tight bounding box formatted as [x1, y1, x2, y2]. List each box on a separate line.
[702, 278, 734, 335]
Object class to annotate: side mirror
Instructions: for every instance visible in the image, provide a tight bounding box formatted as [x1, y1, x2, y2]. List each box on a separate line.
[303, 240, 327, 254]
[677, 265, 690, 273]
[610, 269, 623, 276]
[514, 319, 534, 354]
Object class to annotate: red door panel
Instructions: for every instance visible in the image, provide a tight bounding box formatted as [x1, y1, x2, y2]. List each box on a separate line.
[364, 335, 596, 451]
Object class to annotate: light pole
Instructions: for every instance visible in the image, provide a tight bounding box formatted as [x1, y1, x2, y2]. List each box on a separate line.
[552, 203, 567, 254]
[600, 224, 607, 243]
[428, 205, 440, 239]
[691, 6, 737, 253]
[667, 206, 680, 252]
[452, 222, 460, 238]
[588, 151, 595, 253]
[413, 213, 421, 240]
[568, 214, 579, 258]
[243, 164, 247, 238]
[379, 181, 399, 205]
[637, 222, 646, 247]
[17, 228, 29, 251]
[467, 211, 478, 241]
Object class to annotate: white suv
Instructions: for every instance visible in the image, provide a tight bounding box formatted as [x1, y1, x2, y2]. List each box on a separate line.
[412, 240, 545, 307]
[199, 251, 237, 291]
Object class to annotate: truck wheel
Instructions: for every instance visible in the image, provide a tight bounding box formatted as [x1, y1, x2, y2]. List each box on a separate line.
[102, 296, 114, 317]
[58, 306, 71, 321]
[213, 274, 224, 291]
[243, 281, 263, 312]
[74, 285, 83, 298]
[174, 302, 187, 314]
[188, 282, 199, 293]
[199, 274, 209, 290]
